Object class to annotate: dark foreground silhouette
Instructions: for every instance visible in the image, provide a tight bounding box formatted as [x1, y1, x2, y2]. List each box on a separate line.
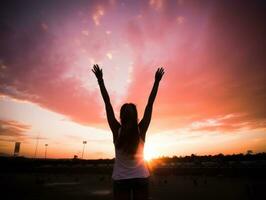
[92, 64, 164, 200]
[1, 153, 266, 200]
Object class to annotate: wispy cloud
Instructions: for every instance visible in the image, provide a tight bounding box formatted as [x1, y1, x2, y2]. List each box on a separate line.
[0, 120, 31, 137]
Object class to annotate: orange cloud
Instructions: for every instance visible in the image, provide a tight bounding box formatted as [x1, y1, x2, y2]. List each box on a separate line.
[92, 5, 105, 26]
[0, 120, 30, 136]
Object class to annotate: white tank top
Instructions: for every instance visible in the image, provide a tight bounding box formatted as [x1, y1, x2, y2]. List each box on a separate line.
[112, 127, 150, 180]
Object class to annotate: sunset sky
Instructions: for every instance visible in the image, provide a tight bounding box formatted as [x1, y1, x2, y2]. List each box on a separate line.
[0, 0, 265, 159]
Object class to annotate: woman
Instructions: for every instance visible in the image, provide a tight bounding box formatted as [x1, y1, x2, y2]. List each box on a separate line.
[92, 64, 164, 200]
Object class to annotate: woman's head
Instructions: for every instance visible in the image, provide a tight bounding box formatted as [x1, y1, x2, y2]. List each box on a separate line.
[116, 103, 140, 156]
[120, 103, 138, 125]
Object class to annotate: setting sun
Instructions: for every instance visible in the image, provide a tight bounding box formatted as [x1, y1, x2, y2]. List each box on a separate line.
[144, 144, 159, 161]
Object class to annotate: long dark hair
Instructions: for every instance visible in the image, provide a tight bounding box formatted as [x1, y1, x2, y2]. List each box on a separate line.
[115, 103, 140, 155]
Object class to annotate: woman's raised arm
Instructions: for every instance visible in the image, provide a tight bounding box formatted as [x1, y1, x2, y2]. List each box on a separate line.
[139, 67, 164, 140]
[92, 64, 120, 135]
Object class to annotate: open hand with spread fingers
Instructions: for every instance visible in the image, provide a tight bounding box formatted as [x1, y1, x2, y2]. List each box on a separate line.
[92, 64, 103, 81]
[155, 67, 165, 82]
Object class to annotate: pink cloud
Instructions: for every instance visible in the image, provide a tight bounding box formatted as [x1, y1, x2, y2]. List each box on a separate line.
[123, 1, 266, 132]
[0, 4, 112, 125]
[0, 0, 265, 133]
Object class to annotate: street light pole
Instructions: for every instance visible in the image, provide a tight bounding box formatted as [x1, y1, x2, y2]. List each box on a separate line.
[82, 141, 87, 159]
[44, 144, 48, 159]
[34, 133, 40, 158]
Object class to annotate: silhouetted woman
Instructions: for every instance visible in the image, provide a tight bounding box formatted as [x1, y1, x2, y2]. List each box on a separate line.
[92, 64, 164, 200]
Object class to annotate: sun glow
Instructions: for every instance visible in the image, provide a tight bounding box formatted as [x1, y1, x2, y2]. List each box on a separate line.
[144, 143, 159, 161]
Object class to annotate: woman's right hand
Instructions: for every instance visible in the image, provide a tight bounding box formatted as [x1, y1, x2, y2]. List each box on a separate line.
[155, 67, 165, 82]
[92, 64, 103, 80]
